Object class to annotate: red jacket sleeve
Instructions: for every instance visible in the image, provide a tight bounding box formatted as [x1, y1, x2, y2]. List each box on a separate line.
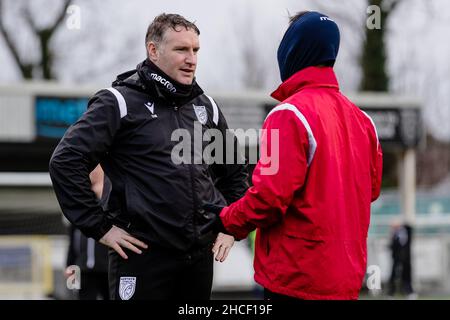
[220, 108, 310, 239]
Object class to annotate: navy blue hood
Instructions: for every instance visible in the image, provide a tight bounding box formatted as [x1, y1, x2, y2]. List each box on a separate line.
[277, 11, 340, 82]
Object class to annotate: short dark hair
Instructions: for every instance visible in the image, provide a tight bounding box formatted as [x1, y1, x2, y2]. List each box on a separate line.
[289, 11, 310, 25]
[145, 13, 200, 47]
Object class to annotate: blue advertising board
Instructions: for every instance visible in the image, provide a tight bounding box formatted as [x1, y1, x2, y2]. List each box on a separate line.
[35, 96, 88, 139]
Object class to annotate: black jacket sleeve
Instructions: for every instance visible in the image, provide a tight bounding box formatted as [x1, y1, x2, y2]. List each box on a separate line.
[49, 89, 121, 241]
[210, 105, 249, 205]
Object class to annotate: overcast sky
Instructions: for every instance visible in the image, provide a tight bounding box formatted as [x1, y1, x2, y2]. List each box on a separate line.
[0, 0, 449, 141]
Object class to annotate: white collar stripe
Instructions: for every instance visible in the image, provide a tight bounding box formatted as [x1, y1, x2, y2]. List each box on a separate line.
[205, 95, 219, 126]
[361, 110, 379, 147]
[105, 87, 127, 118]
[265, 103, 317, 166]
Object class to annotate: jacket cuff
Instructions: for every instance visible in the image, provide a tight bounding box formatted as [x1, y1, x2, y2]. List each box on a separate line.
[91, 218, 114, 241]
[220, 207, 248, 240]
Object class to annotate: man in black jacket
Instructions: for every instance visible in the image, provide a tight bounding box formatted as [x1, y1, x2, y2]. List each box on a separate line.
[50, 13, 248, 300]
[387, 221, 416, 299]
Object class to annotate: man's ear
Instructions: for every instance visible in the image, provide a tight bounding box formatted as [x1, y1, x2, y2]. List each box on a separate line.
[147, 41, 159, 62]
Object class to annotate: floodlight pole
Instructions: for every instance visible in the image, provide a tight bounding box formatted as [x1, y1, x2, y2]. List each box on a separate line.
[398, 148, 417, 225]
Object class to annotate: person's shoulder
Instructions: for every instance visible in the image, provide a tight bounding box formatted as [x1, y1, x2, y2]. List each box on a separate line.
[85, 87, 130, 119]
[195, 92, 216, 104]
[88, 88, 119, 104]
[92, 71, 146, 105]
[285, 90, 316, 109]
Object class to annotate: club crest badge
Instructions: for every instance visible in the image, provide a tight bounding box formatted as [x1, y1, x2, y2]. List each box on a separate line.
[193, 104, 208, 125]
[119, 276, 136, 300]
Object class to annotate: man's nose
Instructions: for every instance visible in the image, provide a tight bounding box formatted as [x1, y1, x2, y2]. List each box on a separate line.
[185, 50, 197, 65]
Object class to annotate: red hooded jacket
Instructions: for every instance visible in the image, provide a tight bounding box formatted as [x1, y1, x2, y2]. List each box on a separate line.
[220, 66, 383, 300]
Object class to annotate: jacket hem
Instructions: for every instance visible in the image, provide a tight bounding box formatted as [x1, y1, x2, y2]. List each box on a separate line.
[254, 274, 359, 300]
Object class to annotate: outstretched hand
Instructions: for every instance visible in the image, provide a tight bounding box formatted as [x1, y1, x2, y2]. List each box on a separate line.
[100, 225, 148, 259]
[212, 232, 234, 262]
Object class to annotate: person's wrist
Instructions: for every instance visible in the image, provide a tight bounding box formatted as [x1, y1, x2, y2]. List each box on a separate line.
[95, 218, 114, 242]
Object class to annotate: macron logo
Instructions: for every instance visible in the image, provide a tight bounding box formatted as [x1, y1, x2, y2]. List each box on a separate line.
[320, 16, 334, 22]
[145, 102, 154, 113]
[145, 102, 157, 118]
[150, 73, 177, 93]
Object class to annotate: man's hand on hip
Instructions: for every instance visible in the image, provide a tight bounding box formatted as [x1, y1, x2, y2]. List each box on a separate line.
[100, 225, 148, 259]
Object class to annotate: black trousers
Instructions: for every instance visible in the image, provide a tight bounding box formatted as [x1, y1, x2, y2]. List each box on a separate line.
[388, 257, 414, 295]
[109, 245, 213, 300]
[77, 272, 110, 300]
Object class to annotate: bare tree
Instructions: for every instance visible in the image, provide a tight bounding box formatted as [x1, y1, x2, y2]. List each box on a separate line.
[359, 0, 405, 91]
[231, 6, 271, 90]
[0, 0, 72, 79]
[312, 0, 404, 91]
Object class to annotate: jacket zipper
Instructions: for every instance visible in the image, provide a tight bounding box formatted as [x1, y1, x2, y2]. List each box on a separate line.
[172, 103, 200, 241]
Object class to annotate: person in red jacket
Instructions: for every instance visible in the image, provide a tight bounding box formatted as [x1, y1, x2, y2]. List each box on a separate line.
[202, 11, 383, 300]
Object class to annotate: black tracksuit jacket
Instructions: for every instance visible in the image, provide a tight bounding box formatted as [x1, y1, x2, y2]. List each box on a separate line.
[49, 62, 248, 251]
